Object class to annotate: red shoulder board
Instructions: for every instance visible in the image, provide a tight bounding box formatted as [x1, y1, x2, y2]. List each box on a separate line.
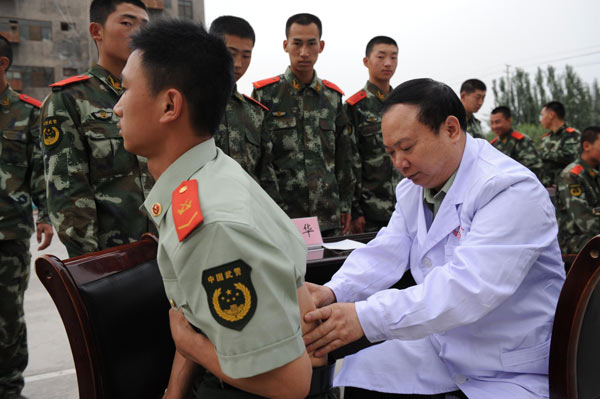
[511, 131, 524, 140]
[172, 180, 204, 242]
[243, 94, 269, 111]
[18, 93, 41, 108]
[570, 164, 584, 176]
[253, 76, 280, 89]
[322, 80, 344, 96]
[565, 127, 576, 133]
[346, 90, 367, 106]
[542, 131, 551, 138]
[49, 74, 91, 87]
[490, 137, 499, 144]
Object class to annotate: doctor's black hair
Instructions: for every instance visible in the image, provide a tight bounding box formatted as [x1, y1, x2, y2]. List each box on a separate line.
[382, 78, 467, 133]
[130, 18, 234, 136]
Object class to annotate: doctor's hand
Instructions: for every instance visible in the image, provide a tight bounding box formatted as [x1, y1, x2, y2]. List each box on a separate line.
[303, 302, 364, 357]
[305, 282, 336, 308]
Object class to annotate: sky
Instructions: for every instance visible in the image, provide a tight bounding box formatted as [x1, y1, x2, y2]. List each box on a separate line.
[204, 0, 599, 129]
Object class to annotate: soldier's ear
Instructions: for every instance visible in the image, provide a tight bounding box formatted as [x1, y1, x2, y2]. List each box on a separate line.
[283, 39, 288, 53]
[159, 88, 183, 124]
[319, 40, 325, 53]
[89, 22, 103, 42]
[0, 56, 9, 73]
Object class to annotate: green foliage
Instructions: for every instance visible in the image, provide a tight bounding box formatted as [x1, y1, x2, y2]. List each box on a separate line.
[492, 65, 599, 130]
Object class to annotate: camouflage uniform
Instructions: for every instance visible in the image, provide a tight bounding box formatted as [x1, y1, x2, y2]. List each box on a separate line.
[345, 81, 401, 231]
[214, 86, 281, 204]
[538, 124, 581, 187]
[252, 67, 354, 236]
[557, 158, 600, 254]
[41, 64, 155, 257]
[490, 130, 543, 179]
[466, 115, 486, 139]
[0, 85, 48, 398]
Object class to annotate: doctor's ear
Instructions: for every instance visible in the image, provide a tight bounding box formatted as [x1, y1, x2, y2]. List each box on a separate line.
[443, 115, 462, 140]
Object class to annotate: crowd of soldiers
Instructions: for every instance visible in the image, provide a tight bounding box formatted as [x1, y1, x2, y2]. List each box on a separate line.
[0, 0, 598, 397]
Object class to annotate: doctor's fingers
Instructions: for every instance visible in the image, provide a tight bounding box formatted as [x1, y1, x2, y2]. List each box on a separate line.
[305, 283, 335, 308]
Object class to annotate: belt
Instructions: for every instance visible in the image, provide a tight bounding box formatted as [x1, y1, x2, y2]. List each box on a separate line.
[307, 362, 335, 397]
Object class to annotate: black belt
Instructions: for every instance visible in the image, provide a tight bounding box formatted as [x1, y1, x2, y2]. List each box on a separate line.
[307, 362, 336, 397]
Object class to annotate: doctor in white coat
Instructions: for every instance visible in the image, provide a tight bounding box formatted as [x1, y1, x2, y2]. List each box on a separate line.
[303, 78, 565, 399]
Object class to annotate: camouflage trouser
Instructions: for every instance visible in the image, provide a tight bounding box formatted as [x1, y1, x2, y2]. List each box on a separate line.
[0, 238, 30, 398]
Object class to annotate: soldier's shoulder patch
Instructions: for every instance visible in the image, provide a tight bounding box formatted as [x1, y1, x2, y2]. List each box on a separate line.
[511, 131, 524, 140]
[202, 260, 257, 331]
[91, 110, 113, 121]
[346, 90, 367, 106]
[569, 164, 584, 176]
[42, 116, 67, 149]
[172, 179, 203, 241]
[49, 74, 91, 89]
[322, 79, 344, 96]
[541, 131, 551, 138]
[565, 127, 576, 133]
[252, 76, 280, 89]
[243, 94, 269, 111]
[18, 93, 42, 108]
[569, 184, 582, 197]
[490, 137, 499, 144]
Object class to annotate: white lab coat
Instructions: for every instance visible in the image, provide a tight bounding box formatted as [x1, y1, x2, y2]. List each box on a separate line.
[327, 135, 565, 398]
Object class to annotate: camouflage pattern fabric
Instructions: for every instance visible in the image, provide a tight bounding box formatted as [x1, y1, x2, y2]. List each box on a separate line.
[41, 64, 155, 257]
[345, 81, 401, 231]
[538, 124, 581, 187]
[490, 130, 543, 180]
[0, 85, 47, 398]
[466, 115, 486, 139]
[214, 87, 282, 205]
[0, 239, 30, 398]
[252, 67, 355, 235]
[557, 158, 600, 254]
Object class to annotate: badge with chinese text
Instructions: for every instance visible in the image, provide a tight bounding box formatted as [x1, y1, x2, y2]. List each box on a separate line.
[42, 116, 66, 149]
[202, 260, 257, 331]
[570, 184, 582, 197]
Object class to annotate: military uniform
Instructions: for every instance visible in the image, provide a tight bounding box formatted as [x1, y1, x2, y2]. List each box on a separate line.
[0, 85, 48, 398]
[214, 86, 281, 204]
[538, 124, 580, 187]
[143, 139, 334, 398]
[41, 64, 155, 257]
[490, 130, 543, 179]
[252, 67, 354, 236]
[466, 115, 486, 139]
[345, 81, 401, 231]
[557, 158, 600, 254]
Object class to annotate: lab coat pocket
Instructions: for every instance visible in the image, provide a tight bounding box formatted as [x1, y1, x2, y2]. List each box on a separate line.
[500, 338, 550, 374]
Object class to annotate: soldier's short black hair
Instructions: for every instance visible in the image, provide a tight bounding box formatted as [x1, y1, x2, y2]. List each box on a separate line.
[543, 101, 566, 120]
[131, 18, 234, 136]
[365, 36, 397, 57]
[209, 16, 255, 45]
[383, 78, 467, 134]
[90, 0, 147, 25]
[0, 35, 12, 70]
[460, 79, 487, 94]
[491, 106, 511, 119]
[582, 126, 600, 151]
[286, 13, 322, 38]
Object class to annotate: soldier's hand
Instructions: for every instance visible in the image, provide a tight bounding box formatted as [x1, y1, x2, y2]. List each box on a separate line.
[303, 302, 364, 357]
[351, 216, 366, 234]
[36, 223, 54, 250]
[306, 282, 336, 308]
[169, 308, 198, 359]
[340, 212, 351, 235]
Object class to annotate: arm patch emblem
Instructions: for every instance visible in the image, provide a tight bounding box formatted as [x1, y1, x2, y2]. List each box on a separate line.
[42, 116, 66, 149]
[570, 184, 582, 197]
[202, 260, 257, 331]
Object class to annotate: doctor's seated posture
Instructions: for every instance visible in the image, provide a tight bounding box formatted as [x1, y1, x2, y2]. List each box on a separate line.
[304, 78, 566, 399]
[114, 19, 333, 399]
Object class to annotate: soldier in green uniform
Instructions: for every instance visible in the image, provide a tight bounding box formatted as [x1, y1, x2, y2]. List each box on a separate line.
[208, 16, 281, 203]
[114, 19, 334, 398]
[460, 79, 487, 139]
[40, 0, 153, 257]
[557, 126, 600, 255]
[490, 106, 543, 179]
[0, 35, 53, 399]
[538, 101, 581, 188]
[345, 36, 402, 233]
[252, 13, 354, 237]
